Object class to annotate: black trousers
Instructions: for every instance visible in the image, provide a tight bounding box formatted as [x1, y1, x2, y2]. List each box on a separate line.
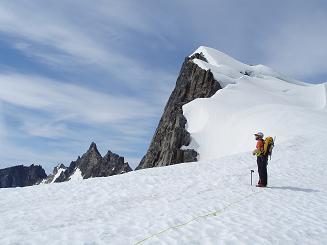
[257, 156, 268, 186]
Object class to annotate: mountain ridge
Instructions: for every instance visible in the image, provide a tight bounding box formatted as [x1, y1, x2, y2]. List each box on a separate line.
[136, 52, 221, 169]
[54, 142, 132, 182]
[138, 46, 327, 168]
[0, 142, 132, 188]
[0, 164, 46, 188]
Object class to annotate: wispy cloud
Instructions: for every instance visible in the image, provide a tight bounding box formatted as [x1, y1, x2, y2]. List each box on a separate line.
[0, 101, 6, 150]
[0, 141, 74, 173]
[0, 73, 157, 125]
[0, 2, 109, 64]
[0, 1, 175, 87]
[20, 119, 69, 139]
[259, 10, 327, 81]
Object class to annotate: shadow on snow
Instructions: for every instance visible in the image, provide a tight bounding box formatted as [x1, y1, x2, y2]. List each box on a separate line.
[267, 186, 319, 193]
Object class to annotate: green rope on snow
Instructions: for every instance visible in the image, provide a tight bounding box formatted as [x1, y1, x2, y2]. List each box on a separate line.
[134, 190, 262, 245]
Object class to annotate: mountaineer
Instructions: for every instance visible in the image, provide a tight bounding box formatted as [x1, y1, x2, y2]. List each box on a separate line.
[253, 132, 274, 187]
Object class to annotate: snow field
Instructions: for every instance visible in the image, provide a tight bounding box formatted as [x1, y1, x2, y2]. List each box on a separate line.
[0, 135, 326, 244]
[69, 168, 83, 181]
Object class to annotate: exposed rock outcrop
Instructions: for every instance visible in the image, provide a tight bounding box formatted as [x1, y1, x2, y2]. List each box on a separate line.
[43, 164, 67, 184]
[0, 164, 47, 188]
[136, 53, 221, 169]
[55, 142, 132, 182]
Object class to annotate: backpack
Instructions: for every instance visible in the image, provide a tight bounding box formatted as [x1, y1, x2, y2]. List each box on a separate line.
[264, 136, 275, 159]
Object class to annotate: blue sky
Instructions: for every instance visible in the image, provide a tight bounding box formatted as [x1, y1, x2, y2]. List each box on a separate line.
[0, 0, 326, 172]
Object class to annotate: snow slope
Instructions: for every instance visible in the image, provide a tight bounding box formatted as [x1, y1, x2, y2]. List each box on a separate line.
[0, 47, 326, 244]
[0, 136, 326, 244]
[69, 168, 83, 181]
[184, 46, 327, 161]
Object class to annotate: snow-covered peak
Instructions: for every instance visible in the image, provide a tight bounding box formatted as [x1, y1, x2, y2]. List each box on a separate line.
[184, 46, 327, 161]
[191, 46, 249, 71]
[191, 46, 308, 87]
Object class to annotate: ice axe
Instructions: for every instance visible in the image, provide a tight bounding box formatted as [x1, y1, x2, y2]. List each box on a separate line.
[250, 170, 254, 186]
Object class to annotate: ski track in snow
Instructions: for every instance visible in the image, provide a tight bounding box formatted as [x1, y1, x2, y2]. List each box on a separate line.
[0, 137, 326, 245]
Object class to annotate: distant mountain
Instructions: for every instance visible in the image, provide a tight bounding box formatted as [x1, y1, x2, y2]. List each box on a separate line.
[43, 164, 67, 184]
[0, 164, 47, 188]
[1, 143, 132, 187]
[54, 142, 132, 182]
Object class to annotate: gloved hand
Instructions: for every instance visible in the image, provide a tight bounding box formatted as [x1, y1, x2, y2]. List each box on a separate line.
[252, 149, 257, 156]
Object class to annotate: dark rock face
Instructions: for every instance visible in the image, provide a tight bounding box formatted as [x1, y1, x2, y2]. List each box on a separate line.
[0, 164, 47, 188]
[136, 53, 221, 169]
[55, 142, 132, 182]
[44, 164, 67, 184]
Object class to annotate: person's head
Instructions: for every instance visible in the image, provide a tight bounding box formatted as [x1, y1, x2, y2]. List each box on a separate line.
[254, 132, 264, 140]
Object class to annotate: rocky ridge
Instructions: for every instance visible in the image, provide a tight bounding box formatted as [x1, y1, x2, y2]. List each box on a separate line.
[1, 143, 132, 187]
[55, 142, 132, 182]
[0, 164, 47, 188]
[136, 53, 221, 169]
[43, 164, 67, 184]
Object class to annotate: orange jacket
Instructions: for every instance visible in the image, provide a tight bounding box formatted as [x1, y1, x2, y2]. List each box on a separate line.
[256, 139, 264, 151]
[254, 139, 264, 156]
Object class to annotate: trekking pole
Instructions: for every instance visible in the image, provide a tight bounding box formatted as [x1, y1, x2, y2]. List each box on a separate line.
[251, 170, 254, 186]
[270, 136, 276, 160]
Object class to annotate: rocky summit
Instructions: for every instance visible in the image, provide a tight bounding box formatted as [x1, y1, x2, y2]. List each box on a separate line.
[0, 164, 47, 188]
[55, 142, 132, 182]
[136, 53, 221, 169]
